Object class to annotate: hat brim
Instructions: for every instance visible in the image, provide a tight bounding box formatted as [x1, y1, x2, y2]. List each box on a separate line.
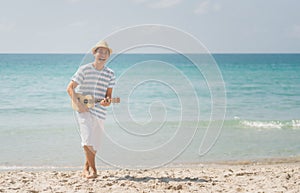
[92, 46, 112, 55]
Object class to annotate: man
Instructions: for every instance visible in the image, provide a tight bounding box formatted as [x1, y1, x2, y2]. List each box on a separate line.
[66, 40, 115, 178]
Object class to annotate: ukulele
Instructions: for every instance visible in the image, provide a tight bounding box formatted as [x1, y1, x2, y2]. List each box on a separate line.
[72, 93, 120, 111]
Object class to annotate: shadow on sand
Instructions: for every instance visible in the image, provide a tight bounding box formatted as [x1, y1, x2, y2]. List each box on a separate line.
[118, 175, 209, 183]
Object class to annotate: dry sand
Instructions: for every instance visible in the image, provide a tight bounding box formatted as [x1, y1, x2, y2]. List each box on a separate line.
[0, 159, 299, 193]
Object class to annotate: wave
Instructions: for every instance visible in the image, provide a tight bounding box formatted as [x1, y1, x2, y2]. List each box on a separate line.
[113, 119, 300, 130]
[236, 119, 300, 130]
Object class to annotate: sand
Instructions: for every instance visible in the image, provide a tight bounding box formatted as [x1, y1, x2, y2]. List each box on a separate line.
[0, 160, 299, 193]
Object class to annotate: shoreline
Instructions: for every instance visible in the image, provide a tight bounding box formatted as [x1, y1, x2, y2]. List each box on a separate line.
[1, 155, 300, 170]
[1, 155, 300, 171]
[1, 157, 299, 192]
[194, 155, 300, 166]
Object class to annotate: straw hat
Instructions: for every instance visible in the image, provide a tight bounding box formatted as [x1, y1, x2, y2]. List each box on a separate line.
[92, 40, 113, 54]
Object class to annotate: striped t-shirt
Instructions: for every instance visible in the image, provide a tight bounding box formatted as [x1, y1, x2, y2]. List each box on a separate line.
[72, 63, 115, 120]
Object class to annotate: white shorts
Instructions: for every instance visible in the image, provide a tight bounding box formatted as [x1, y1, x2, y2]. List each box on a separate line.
[76, 112, 104, 152]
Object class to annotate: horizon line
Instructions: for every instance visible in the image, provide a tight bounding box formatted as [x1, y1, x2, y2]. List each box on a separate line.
[0, 52, 300, 55]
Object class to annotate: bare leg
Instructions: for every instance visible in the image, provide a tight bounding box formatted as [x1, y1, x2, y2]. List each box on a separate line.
[82, 160, 90, 177]
[83, 145, 97, 178]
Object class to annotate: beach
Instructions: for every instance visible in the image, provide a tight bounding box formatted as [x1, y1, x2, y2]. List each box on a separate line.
[1, 158, 299, 193]
[0, 54, 300, 192]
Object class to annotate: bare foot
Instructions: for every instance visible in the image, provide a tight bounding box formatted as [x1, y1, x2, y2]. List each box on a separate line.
[86, 171, 98, 179]
[82, 169, 90, 178]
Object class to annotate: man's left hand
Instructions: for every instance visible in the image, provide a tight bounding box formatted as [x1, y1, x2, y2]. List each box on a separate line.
[100, 97, 111, 106]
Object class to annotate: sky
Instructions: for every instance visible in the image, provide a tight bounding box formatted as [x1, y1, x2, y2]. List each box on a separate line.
[0, 0, 299, 53]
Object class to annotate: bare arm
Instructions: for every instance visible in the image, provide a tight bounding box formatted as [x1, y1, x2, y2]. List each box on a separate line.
[66, 80, 78, 98]
[100, 88, 113, 107]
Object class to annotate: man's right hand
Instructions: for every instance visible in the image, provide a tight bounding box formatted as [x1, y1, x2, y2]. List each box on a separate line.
[76, 102, 89, 113]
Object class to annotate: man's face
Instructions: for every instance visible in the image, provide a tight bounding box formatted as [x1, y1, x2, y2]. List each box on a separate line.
[94, 47, 110, 62]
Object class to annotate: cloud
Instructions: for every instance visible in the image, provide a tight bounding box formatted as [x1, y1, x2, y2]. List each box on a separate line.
[149, 0, 183, 9]
[131, 0, 148, 3]
[131, 0, 183, 9]
[194, 1, 221, 15]
[65, 0, 82, 3]
[194, 1, 210, 15]
[68, 21, 87, 27]
[212, 2, 221, 12]
[289, 24, 300, 39]
[0, 19, 15, 32]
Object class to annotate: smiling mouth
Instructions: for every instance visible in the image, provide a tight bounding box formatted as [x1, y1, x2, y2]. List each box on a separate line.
[99, 58, 106, 61]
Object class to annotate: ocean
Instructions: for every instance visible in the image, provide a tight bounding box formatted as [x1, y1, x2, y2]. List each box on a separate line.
[0, 53, 299, 170]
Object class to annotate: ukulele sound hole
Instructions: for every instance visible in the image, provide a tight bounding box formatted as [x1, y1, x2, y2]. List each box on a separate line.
[83, 99, 88, 104]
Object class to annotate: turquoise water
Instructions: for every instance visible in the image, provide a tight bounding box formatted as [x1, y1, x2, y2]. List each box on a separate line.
[0, 53, 299, 169]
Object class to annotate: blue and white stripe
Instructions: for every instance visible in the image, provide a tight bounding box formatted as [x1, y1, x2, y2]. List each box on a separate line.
[72, 63, 115, 120]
